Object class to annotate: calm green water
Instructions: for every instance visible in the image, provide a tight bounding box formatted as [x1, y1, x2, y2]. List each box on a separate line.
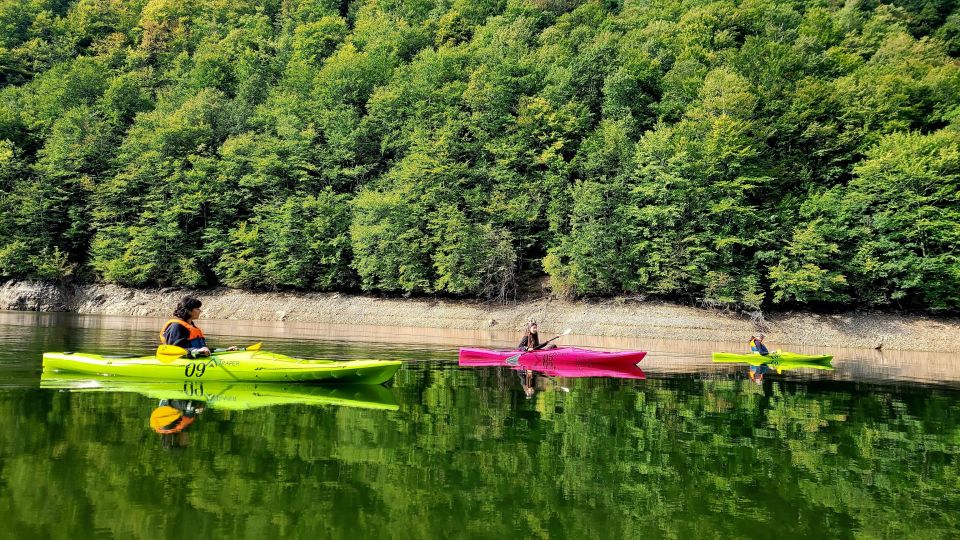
[1, 313, 959, 539]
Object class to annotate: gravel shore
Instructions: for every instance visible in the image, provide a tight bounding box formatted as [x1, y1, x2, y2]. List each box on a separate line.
[3, 280, 959, 352]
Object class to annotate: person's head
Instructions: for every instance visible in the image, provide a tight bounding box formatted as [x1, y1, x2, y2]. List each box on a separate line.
[756, 333, 765, 343]
[174, 295, 202, 322]
[527, 321, 539, 335]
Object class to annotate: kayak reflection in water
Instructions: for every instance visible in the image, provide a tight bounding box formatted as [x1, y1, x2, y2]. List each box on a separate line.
[748, 364, 770, 384]
[749, 334, 770, 356]
[517, 369, 570, 398]
[748, 334, 771, 384]
[518, 321, 558, 352]
[160, 295, 237, 358]
[150, 399, 204, 449]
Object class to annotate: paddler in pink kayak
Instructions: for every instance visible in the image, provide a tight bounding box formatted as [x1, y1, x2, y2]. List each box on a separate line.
[517, 321, 558, 352]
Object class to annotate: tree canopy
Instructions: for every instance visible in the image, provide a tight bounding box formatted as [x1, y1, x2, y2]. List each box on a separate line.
[1, 0, 958, 311]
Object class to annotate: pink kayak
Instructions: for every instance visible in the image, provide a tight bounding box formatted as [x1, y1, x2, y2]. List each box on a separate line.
[458, 347, 647, 380]
[459, 347, 647, 365]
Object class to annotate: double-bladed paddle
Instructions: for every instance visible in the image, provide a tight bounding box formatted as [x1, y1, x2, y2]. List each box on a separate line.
[156, 342, 263, 363]
[504, 328, 572, 365]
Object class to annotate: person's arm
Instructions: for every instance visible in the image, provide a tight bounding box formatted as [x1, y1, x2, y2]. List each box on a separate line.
[518, 336, 529, 351]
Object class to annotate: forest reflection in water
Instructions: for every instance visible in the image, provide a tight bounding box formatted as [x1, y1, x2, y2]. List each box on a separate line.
[1, 311, 958, 538]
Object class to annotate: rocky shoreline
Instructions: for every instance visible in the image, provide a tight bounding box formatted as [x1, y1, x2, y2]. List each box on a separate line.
[2, 280, 959, 352]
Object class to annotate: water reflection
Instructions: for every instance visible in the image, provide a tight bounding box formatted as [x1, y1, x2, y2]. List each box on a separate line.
[459, 349, 645, 398]
[3, 314, 960, 538]
[150, 399, 203, 449]
[39, 373, 400, 411]
[712, 352, 835, 385]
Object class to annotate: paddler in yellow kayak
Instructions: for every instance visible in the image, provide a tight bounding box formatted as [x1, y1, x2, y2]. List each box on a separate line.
[159, 295, 236, 358]
[748, 334, 771, 384]
[749, 334, 770, 356]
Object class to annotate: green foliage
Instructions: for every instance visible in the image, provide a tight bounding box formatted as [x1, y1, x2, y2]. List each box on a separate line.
[350, 182, 433, 293]
[769, 220, 849, 304]
[216, 190, 355, 290]
[844, 130, 960, 309]
[0, 0, 958, 310]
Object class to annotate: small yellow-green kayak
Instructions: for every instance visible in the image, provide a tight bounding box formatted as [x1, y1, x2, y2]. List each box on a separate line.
[42, 350, 402, 384]
[39, 373, 399, 411]
[712, 351, 834, 373]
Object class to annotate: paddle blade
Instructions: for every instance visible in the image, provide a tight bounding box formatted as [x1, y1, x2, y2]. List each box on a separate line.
[245, 342, 263, 352]
[560, 328, 572, 336]
[150, 406, 182, 431]
[156, 344, 188, 363]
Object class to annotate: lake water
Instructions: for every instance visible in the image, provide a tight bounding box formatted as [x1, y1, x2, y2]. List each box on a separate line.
[1, 311, 958, 538]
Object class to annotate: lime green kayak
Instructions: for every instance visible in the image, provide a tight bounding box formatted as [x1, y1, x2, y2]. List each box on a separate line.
[39, 373, 398, 410]
[712, 351, 834, 373]
[42, 350, 402, 384]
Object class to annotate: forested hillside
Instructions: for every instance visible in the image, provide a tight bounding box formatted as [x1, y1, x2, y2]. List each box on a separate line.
[1, 0, 958, 310]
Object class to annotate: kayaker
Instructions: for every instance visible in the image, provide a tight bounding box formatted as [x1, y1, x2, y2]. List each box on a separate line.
[749, 334, 770, 356]
[160, 296, 236, 357]
[518, 321, 558, 352]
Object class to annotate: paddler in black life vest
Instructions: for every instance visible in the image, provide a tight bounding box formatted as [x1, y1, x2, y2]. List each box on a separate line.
[518, 321, 557, 352]
[160, 296, 236, 357]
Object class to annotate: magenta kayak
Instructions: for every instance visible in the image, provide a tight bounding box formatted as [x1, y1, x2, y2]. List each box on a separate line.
[459, 355, 646, 379]
[458, 347, 647, 366]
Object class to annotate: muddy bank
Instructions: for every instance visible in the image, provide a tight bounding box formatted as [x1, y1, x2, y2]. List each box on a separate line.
[2, 280, 959, 352]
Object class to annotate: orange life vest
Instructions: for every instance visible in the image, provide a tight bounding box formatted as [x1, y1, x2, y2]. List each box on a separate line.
[159, 319, 205, 345]
[154, 415, 195, 435]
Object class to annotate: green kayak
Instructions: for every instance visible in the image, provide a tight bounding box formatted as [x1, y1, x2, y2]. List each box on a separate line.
[712, 351, 834, 372]
[42, 350, 402, 384]
[39, 373, 399, 411]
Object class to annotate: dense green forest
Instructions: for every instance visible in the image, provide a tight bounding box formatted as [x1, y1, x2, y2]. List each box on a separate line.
[0, 0, 958, 311]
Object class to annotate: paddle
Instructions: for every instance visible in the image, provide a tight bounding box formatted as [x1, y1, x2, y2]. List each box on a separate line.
[504, 328, 572, 366]
[156, 342, 263, 363]
[538, 328, 572, 349]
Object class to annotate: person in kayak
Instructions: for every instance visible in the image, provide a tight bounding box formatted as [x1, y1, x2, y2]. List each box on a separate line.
[160, 296, 236, 357]
[749, 334, 770, 356]
[518, 321, 558, 352]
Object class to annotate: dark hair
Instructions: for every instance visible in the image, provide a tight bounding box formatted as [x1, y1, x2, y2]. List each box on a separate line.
[523, 322, 540, 348]
[173, 296, 202, 321]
